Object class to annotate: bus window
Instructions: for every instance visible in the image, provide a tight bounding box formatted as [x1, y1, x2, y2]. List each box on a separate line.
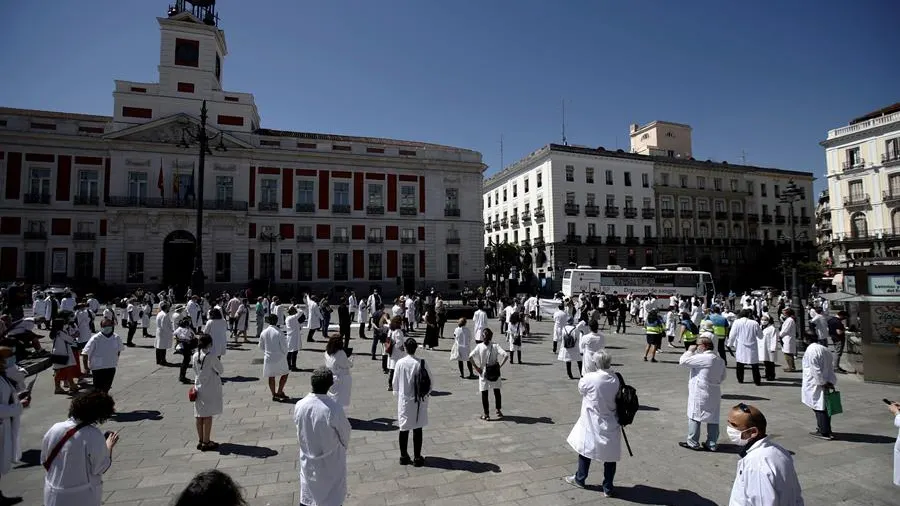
[563, 270, 572, 279]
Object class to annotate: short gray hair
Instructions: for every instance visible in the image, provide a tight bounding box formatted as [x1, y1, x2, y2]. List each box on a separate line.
[696, 336, 714, 350]
[592, 350, 612, 370]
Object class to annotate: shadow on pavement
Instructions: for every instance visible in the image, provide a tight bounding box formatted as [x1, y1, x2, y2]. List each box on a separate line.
[429, 390, 452, 397]
[612, 485, 718, 505]
[638, 405, 660, 411]
[516, 362, 551, 366]
[15, 449, 41, 468]
[112, 410, 163, 422]
[500, 415, 553, 425]
[833, 432, 895, 444]
[423, 456, 500, 473]
[721, 394, 770, 401]
[221, 376, 259, 383]
[350, 417, 397, 432]
[217, 443, 278, 458]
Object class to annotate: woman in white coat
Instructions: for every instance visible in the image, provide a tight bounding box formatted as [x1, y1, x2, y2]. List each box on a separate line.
[202, 308, 228, 359]
[451, 318, 475, 378]
[801, 334, 837, 440]
[564, 350, 621, 496]
[579, 320, 605, 375]
[140, 300, 152, 337]
[778, 308, 798, 372]
[391, 338, 433, 466]
[304, 294, 322, 343]
[258, 314, 290, 401]
[191, 334, 223, 451]
[887, 400, 900, 486]
[469, 329, 508, 420]
[155, 303, 174, 365]
[0, 343, 27, 505]
[558, 317, 587, 379]
[758, 315, 778, 381]
[386, 316, 405, 391]
[506, 312, 526, 364]
[472, 305, 488, 344]
[677, 337, 726, 451]
[285, 306, 303, 372]
[42, 391, 119, 506]
[324, 335, 353, 408]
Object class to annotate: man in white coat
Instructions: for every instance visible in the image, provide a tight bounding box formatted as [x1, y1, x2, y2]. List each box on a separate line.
[348, 291, 358, 323]
[154, 302, 174, 366]
[726, 309, 762, 385]
[801, 333, 837, 440]
[727, 403, 804, 505]
[186, 296, 202, 332]
[564, 350, 621, 497]
[0, 341, 28, 505]
[887, 400, 900, 487]
[392, 338, 433, 467]
[285, 306, 303, 372]
[472, 304, 488, 344]
[293, 368, 351, 506]
[552, 304, 570, 355]
[305, 294, 322, 343]
[258, 314, 290, 401]
[678, 337, 726, 451]
[779, 308, 799, 372]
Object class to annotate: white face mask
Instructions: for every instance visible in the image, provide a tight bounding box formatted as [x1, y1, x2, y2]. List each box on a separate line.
[726, 425, 752, 446]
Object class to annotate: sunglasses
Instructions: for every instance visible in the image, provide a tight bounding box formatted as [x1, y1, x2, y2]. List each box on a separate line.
[737, 403, 751, 414]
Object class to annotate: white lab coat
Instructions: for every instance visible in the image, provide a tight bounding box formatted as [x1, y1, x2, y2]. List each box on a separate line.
[286, 313, 303, 353]
[155, 311, 174, 350]
[810, 314, 829, 343]
[507, 322, 525, 352]
[324, 350, 352, 408]
[392, 354, 432, 430]
[272, 302, 286, 327]
[728, 437, 804, 506]
[451, 326, 472, 361]
[0, 372, 24, 475]
[75, 310, 92, 345]
[552, 310, 569, 343]
[404, 298, 416, 323]
[566, 370, 621, 462]
[893, 413, 900, 486]
[758, 325, 778, 362]
[558, 322, 586, 362]
[33, 298, 47, 320]
[203, 319, 228, 357]
[779, 316, 797, 354]
[727, 317, 762, 364]
[678, 350, 726, 423]
[293, 393, 350, 506]
[348, 295, 358, 317]
[472, 310, 487, 342]
[186, 300, 201, 329]
[41, 420, 111, 506]
[469, 342, 507, 392]
[191, 350, 223, 417]
[258, 325, 289, 378]
[306, 299, 322, 331]
[51, 327, 78, 370]
[140, 303, 151, 329]
[801, 342, 836, 411]
[386, 329, 405, 369]
[579, 332, 605, 375]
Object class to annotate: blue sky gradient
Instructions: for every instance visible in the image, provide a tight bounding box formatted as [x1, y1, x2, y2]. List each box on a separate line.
[1, 0, 897, 194]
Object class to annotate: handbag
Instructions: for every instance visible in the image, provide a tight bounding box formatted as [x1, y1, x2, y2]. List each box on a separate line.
[824, 388, 843, 416]
[484, 345, 501, 382]
[188, 386, 197, 402]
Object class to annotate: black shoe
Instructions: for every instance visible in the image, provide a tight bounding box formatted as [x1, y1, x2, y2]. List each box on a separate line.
[179, 377, 191, 384]
[125, 342, 136, 347]
[413, 456, 425, 467]
[399, 456, 411, 465]
[0, 495, 23, 505]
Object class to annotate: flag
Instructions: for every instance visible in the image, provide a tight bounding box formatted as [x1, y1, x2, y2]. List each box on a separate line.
[172, 163, 180, 199]
[187, 164, 196, 198]
[157, 158, 164, 197]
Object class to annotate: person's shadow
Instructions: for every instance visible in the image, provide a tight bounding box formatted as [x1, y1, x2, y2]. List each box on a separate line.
[423, 457, 500, 473]
[216, 443, 278, 458]
[112, 410, 163, 422]
[611, 485, 718, 505]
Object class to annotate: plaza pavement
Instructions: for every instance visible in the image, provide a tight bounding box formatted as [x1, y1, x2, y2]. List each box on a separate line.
[6, 314, 900, 506]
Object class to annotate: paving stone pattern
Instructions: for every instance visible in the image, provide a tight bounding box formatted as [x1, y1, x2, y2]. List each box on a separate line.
[6, 313, 900, 505]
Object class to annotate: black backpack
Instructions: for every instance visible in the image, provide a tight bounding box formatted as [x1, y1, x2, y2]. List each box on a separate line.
[509, 311, 520, 325]
[414, 359, 432, 420]
[614, 372, 639, 427]
[563, 327, 577, 349]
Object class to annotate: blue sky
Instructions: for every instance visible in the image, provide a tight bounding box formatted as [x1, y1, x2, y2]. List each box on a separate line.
[1, 0, 897, 194]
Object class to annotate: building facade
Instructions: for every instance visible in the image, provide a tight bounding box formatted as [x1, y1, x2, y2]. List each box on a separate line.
[0, 2, 485, 296]
[820, 103, 900, 267]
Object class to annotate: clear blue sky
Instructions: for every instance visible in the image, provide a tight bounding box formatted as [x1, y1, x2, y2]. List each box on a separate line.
[1, 0, 897, 195]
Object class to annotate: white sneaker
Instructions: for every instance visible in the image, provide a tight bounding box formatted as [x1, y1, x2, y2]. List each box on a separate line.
[564, 475, 585, 488]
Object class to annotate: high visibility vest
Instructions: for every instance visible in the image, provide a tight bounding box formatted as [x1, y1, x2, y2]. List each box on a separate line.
[713, 323, 727, 337]
[646, 323, 664, 334]
[682, 328, 697, 342]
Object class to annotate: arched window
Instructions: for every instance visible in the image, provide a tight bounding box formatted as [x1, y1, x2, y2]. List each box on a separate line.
[850, 212, 868, 238]
[716, 223, 726, 237]
[733, 224, 743, 238]
[699, 223, 709, 238]
[663, 220, 673, 237]
[681, 221, 693, 237]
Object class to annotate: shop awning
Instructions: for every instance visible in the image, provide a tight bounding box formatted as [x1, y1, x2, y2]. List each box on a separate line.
[822, 291, 900, 303]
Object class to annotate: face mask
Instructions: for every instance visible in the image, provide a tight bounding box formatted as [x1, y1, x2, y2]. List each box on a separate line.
[101, 326, 114, 335]
[726, 426, 752, 445]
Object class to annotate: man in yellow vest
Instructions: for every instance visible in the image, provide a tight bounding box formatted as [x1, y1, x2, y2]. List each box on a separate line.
[644, 310, 665, 363]
[707, 306, 730, 366]
[679, 312, 698, 350]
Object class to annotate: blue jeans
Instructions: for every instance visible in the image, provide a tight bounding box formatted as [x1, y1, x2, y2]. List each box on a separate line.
[321, 315, 331, 337]
[688, 419, 719, 449]
[574, 454, 616, 492]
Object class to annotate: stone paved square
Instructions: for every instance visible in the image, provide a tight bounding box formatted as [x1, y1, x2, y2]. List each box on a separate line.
[7, 314, 900, 505]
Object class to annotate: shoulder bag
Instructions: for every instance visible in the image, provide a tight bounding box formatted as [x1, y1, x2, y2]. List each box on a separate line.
[484, 345, 501, 382]
[43, 422, 90, 470]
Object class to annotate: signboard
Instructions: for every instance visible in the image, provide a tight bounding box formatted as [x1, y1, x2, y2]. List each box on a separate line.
[869, 302, 900, 345]
[843, 275, 857, 294]
[52, 249, 67, 274]
[868, 274, 900, 296]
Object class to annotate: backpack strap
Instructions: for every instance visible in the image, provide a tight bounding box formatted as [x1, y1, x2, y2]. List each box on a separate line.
[614, 372, 626, 388]
[43, 422, 90, 471]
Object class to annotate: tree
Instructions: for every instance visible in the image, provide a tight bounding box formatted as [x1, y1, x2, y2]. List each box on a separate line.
[484, 242, 527, 295]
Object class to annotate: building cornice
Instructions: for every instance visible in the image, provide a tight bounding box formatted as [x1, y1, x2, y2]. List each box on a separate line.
[820, 120, 900, 148]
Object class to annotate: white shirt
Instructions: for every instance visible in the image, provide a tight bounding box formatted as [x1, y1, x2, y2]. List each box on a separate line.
[293, 393, 351, 506]
[729, 437, 804, 505]
[59, 296, 76, 312]
[82, 332, 124, 370]
[42, 420, 111, 506]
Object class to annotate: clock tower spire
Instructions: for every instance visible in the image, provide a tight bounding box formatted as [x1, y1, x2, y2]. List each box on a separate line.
[158, 0, 226, 95]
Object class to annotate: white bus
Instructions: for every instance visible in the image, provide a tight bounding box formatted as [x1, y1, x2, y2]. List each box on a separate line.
[561, 266, 715, 307]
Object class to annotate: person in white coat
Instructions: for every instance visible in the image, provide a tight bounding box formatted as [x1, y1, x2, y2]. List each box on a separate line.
[727, 403, 804, 505]
[726, 309, 762, 385]
[324, 336, 353, 408]
[186, 296, 202, 332]
[0, 342, 28, 505]
[348, 291, 358, 323]
[564, 350, 621, 497]
[452, 318, 475, 378]
[801, 334, 837, 440]
[559, 317, 587, 379]
[140, 300, 153, 338]
[293, 368, 350, 506]
[201, 308, 228, 359]
[305, 294, 322, 343]
[285, 306, 303, 372]
[41, 391, 120, 506]
[82, 319, 124, 393]
[33, 294, 48, 330]
[386, 317, 405, 391]
[469, 329, 508, 421]
[258, 314, 290, 401]
[472, 305, 488, 345]
[191, 334, 223, 452]
[758, 315, 778, 381]
[154, 303, 174, 366]
[579, 320, 606, 375]
[506, 311, 526, 364]
[392, 338, 433, 467]
[552, 304, 570, 354]
[779, 308, 799, 372]
[887, 400, 900, 487]
[678, 337, 726, 451]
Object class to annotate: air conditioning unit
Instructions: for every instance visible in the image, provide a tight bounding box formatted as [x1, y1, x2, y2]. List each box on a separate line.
[676, 266, 693, 271]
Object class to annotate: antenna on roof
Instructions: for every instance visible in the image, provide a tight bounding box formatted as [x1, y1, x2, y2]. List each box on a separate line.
[740, 149, 748, 164]
[561, 99, 568, 146]
[500, 134, 504, 171]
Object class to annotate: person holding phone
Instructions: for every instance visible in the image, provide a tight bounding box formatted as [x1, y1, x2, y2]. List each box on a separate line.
[324, 335, 353, 408]
[887, 399, 900, 486]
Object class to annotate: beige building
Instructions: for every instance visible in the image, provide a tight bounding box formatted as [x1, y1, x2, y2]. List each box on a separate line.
[629, 121, 693, 159]
[820, 102, 900, 266]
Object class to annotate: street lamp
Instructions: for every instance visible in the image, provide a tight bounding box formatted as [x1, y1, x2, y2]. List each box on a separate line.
[258, 231, 281, 296]
[177, 100, 227, 296]
[779, 180, 806, 334]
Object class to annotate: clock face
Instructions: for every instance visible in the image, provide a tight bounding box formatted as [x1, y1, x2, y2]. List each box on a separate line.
[175, 39, 199, 67]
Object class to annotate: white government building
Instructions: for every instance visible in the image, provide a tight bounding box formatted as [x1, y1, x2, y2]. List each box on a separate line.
[0, 1, 485, 296]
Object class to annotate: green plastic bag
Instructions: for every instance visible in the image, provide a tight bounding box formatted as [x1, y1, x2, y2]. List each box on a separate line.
[825, 389, 843, 416]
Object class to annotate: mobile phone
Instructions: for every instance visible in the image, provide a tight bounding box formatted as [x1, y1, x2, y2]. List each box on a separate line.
[884, 398, 895, 405]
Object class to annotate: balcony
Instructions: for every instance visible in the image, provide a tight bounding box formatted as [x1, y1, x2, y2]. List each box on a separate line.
[296, 235, 314, 243]
[295, 203, 316, 213]
[661, 209, 675, 218]
[747, 213, 759, 223]
[660, 236, 681, 244]
[521, 211, 532, 223]
[401, 237, 417, 244]
[775, 215, 786, 225]
[800, 216, 811, 226]
[715, 211, 728, 220]
[565, 234, 582, 244]
[484, 222, 492, 232]
[500, 218, 509, 228]
[74, 194, 100, 206]
[106, 196, 249, 210]
[624, 207, 638, 219]
[680, 209, 694, 219]
[331, 204, 351, 214]
[534, 208, 546, 222]
[564, 203, 580, 216]
[399, 206, 418, 216]
[732, 212, 744, 221]
[883, 190, 900, 205]
[625, 236, 639, 245]
[841, 159, 866, 171]
[585, 235, 602, 245]
[365, 205, 385, 215]
[584, 204, 600, 217]
[509, 216, 519, 227]
[883, 152, 900, 166]
[258, 201, 280, 212]
[533, 237, 545, 247]
[446, 237, 461, 245]
[843, 193, 870, 209]
[696, 210, 711, 220]
[73, 232, 96, 241]
[492, 220, 501, 231]
[762, 214, 773, 224]
[23, 192, 50, 204]
[368, 236, 384, 244]
[642, 208, 655, 219]
[444, 207, 460, 217]
[606, 235, 621, 245]
[605, 206, 620, 218]
[643, 237, 658, 245]
[333, 236, 350, 244]
[23, 230, 47, 240]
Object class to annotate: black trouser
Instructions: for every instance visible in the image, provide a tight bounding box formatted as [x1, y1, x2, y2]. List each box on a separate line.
[93, 367, 116, 393]
[382, 354, 388, 372]
[833, 339, 845, 369]
[287, 351, 299, 370]
[481, 388, 501, 415]
[616, 316, 626, 333]
[399, 427, 423, 459]
[306, 329, 317, 342]
[762, 361, 776, 381]
[607, 312, 616, 326]
[126, 321, 137, 344]
[340, 325, 351, 348]
[458, 360, 474, 377]
[155, 348, 167, 365]
[717, 337, 728, 364]
[359, 321, 366, 339]
[736, 362, 761, 385]
[371, 335, 381, 358]
[565, 361, 583, 379]
[387, 369, 394, 389]
[179, 342, 196, 380]
[814, 409, 832, 436]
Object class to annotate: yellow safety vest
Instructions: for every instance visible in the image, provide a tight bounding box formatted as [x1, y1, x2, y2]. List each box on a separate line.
[713, 324, 727, 337]
[646, 323, 664, 334]
[682, 329, 696, 342]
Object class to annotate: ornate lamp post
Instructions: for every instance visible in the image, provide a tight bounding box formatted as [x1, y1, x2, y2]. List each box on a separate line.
[177, 100, 227, 295]
[780, 180, 807, 332]
[258, 231, 281, 296]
